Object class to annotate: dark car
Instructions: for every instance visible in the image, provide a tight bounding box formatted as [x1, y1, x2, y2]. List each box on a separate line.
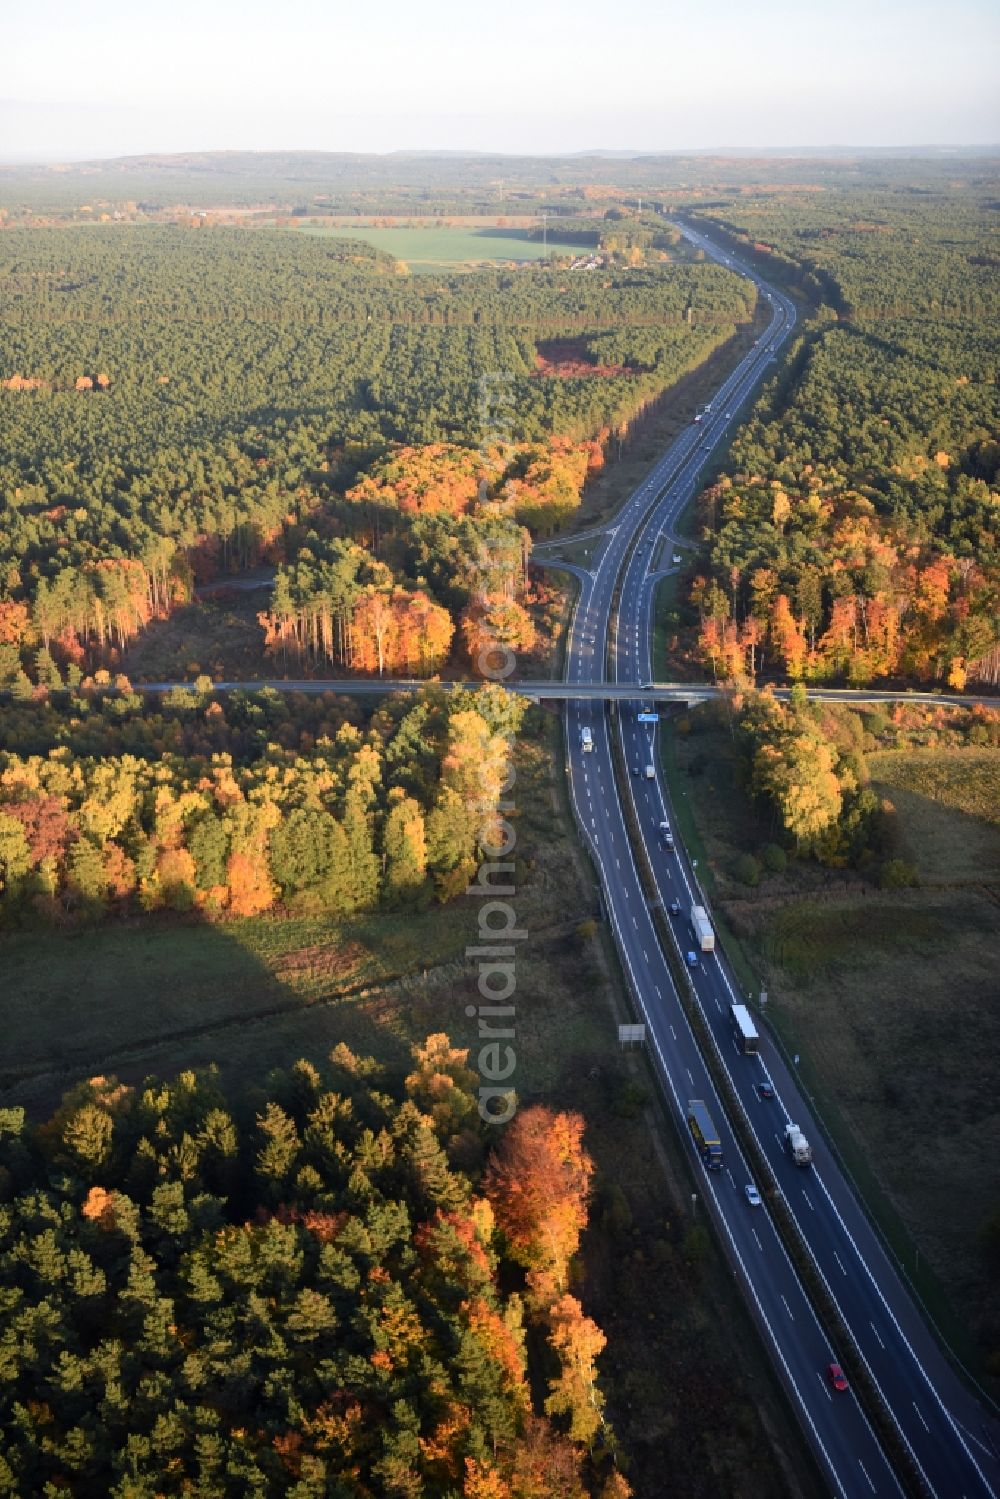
[827, 1363, 849, 1393]
[669, 899, 681, 916]
[686, 951, 699, 969]
[756, 1080, 775, 1100]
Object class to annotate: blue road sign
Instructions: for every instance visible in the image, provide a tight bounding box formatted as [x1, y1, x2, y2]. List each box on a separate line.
[637, 713, 660, 723]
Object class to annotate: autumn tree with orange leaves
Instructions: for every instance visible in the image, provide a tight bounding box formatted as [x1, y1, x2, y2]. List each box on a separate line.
[484, 1105, 593, 1305]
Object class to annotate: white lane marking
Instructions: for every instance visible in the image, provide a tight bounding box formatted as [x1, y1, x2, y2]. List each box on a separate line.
[653, 984, 662, 997]
[669, 1025, 677, 1040]
[817, 1371, 833, 1403]
[913, 1403, 930, 1433]
[781, 1294, 795, 1321]
[859, 1460, 877, 1493]
[811, 1165, 993, 1494]
[802, 1191, 814, 1212]
[752, 1228, 763, 1250]
[685, 1067, 694, 1084]
[833, 1251, 847, 1276]
[870, 1322, 885, 1349]
[953, 1419, 998, 1460]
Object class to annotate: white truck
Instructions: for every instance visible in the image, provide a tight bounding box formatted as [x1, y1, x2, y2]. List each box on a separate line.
[690, 904, 715, 953]
[580, 726, 593, 753]
[784, 1124, 813, 1166]
[730, 1003, 759, 1055]
[644, 763, 656, 779]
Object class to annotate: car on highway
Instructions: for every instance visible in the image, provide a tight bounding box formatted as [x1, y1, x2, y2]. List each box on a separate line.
[827, 1363, 849, 1393]
[671, 552, 682, 564]
[756, 1080, 775, 1100]
[744, 1184, 762, 1208]
[686, 950, 699, 969]
[669, 899, 681, 916]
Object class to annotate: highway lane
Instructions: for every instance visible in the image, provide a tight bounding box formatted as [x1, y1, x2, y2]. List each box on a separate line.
[562, 265, 908, 1494]
[597, 223, 999, 1495]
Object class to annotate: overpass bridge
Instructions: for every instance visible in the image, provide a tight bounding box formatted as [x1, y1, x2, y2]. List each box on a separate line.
[133, 678, 998, 710]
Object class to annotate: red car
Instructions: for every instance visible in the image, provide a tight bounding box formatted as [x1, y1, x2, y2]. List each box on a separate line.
[827, 1362, 849, 1393]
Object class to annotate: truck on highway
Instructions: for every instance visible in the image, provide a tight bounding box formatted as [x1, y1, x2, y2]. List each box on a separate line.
[579, 726, 593, 753]
[690, 904, 715, 953]
[784, 1123, 813, 1166]
[687, 1100, 723, 1170]
[731, 1003, 759, 1055]
[644, 763, 656, 779]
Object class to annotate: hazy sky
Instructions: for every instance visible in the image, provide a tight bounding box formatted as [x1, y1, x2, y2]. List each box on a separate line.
[2, 0, 998, 160]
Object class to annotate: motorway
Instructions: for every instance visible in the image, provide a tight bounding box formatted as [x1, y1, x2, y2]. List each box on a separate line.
[562, 221, 1000, 1498]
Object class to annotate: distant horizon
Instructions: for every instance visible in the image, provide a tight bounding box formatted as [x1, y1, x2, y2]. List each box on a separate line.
[2, 141, 999, 169]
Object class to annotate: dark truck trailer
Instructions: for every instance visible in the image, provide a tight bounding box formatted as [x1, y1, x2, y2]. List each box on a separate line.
[687, 1099, 723, 1171]
[731, 1003, 760, 1055]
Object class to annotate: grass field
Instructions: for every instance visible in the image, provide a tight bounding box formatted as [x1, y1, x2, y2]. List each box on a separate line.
[0, 718, 820, 1498]
[668, 711, 1000, 1383]
[292, 224, 586, 267]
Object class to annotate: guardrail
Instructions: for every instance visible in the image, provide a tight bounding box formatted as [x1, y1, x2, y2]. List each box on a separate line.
[605, 702, 929, 1498]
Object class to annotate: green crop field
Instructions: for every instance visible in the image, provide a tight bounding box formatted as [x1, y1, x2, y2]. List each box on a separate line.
[291, 223, 589, 267]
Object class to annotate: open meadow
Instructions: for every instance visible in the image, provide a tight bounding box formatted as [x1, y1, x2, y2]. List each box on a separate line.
[292, 222, 588, 266]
